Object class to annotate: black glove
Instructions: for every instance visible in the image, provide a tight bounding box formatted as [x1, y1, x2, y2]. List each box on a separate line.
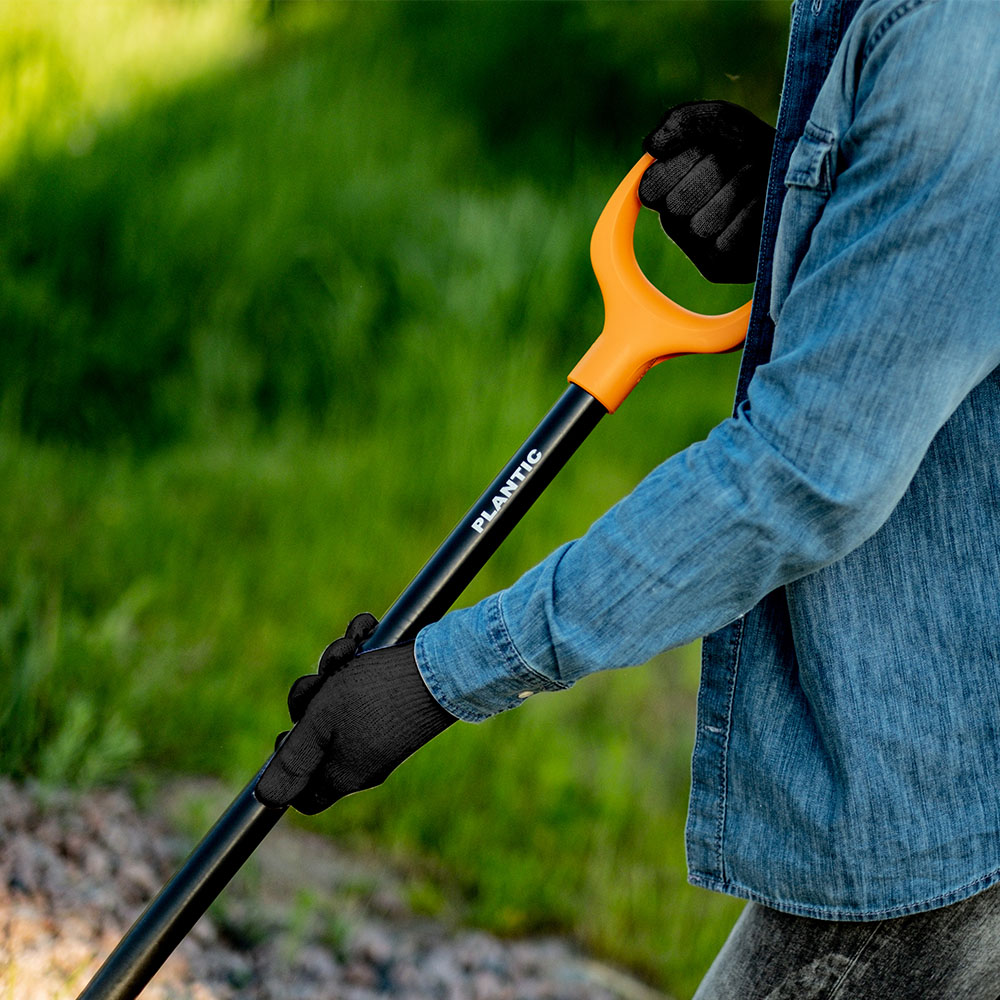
[256, 613, 457, 815]
[639, 100, 775, 284]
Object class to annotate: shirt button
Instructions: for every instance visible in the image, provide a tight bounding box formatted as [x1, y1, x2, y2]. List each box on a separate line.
[517, 690, 534, 699]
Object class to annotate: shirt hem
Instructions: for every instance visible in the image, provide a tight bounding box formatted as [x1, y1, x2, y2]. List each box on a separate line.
[687, 865, 1000, 921]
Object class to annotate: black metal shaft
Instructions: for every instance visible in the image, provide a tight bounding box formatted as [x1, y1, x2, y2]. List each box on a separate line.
[370, 383, 607, 646]
[77, 383, 606, 1000]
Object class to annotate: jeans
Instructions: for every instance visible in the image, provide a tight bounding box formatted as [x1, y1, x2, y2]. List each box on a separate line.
[693, 882, 1000, 1000]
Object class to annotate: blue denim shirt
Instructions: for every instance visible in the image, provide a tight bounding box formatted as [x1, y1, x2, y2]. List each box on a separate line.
[416, 0, 1000, 920]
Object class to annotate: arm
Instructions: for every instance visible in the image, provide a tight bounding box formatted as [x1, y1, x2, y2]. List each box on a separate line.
[418, 1, 1000, 720]
[259, 101, 775, 812]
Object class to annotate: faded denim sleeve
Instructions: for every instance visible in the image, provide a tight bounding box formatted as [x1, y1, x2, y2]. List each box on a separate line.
[415, 0, 1000, 723]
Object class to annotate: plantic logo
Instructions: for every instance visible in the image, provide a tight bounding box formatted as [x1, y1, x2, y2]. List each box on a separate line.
[471, 449, 542, 534]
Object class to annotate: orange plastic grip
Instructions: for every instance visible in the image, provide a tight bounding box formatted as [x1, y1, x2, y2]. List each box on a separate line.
[568, 153, 752, 412]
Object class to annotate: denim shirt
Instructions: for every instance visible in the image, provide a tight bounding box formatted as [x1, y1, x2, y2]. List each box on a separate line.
[416, 0, 1000, 920]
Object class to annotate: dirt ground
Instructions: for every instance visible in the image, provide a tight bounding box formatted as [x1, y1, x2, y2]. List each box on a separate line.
[0, 778, 672, 1000]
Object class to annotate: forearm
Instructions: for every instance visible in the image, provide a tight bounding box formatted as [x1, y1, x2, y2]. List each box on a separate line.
[415, 401, 894, 722]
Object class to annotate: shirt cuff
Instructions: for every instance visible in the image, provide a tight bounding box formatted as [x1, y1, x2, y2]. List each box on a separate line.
[413, 592, 569, 723]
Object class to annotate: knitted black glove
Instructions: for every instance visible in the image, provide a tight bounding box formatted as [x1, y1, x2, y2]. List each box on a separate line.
[256, 613, 457, 815]
[639, 100, 775, 284]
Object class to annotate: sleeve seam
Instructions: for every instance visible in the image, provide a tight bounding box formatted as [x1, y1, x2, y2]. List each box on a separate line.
[493, 590, 569, 691]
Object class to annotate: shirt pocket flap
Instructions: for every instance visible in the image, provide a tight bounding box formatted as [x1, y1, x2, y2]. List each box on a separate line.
[784, 121, 837, 195]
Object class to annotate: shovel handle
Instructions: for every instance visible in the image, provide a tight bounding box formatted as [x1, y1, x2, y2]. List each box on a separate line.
[569, 153, 752, 412]
[76, 155, 753, 1000]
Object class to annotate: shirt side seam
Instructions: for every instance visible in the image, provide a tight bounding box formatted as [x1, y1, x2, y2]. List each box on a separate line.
[714, 616, 746, 881]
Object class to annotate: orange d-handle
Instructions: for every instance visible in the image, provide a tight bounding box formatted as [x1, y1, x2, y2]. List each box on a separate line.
[568, 153, 752, 413]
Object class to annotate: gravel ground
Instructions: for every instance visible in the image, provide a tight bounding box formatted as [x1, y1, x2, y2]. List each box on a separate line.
[0, 779, 672, 1000]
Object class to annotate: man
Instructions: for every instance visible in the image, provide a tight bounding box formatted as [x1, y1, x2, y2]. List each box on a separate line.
[258, 1, 1000, 995]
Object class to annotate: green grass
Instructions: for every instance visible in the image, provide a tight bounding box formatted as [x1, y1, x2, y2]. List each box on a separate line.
[0, 3, 790, 995]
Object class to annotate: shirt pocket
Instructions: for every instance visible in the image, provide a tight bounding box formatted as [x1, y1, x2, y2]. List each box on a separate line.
[770, 120, 838, 322]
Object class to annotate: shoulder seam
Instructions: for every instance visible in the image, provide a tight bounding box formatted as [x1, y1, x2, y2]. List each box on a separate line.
[861, 0, 935, 64]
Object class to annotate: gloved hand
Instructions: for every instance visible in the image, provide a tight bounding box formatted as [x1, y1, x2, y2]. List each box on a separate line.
[255, 613, 457, 815]
[639, 100, 775, 284]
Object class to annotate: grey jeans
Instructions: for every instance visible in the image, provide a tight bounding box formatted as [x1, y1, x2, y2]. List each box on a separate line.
[693, 882, 1000, 999]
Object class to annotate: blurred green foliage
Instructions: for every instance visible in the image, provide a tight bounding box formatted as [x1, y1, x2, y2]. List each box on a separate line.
[0, 0, 786, 449]
[0, 2, 789, 996]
